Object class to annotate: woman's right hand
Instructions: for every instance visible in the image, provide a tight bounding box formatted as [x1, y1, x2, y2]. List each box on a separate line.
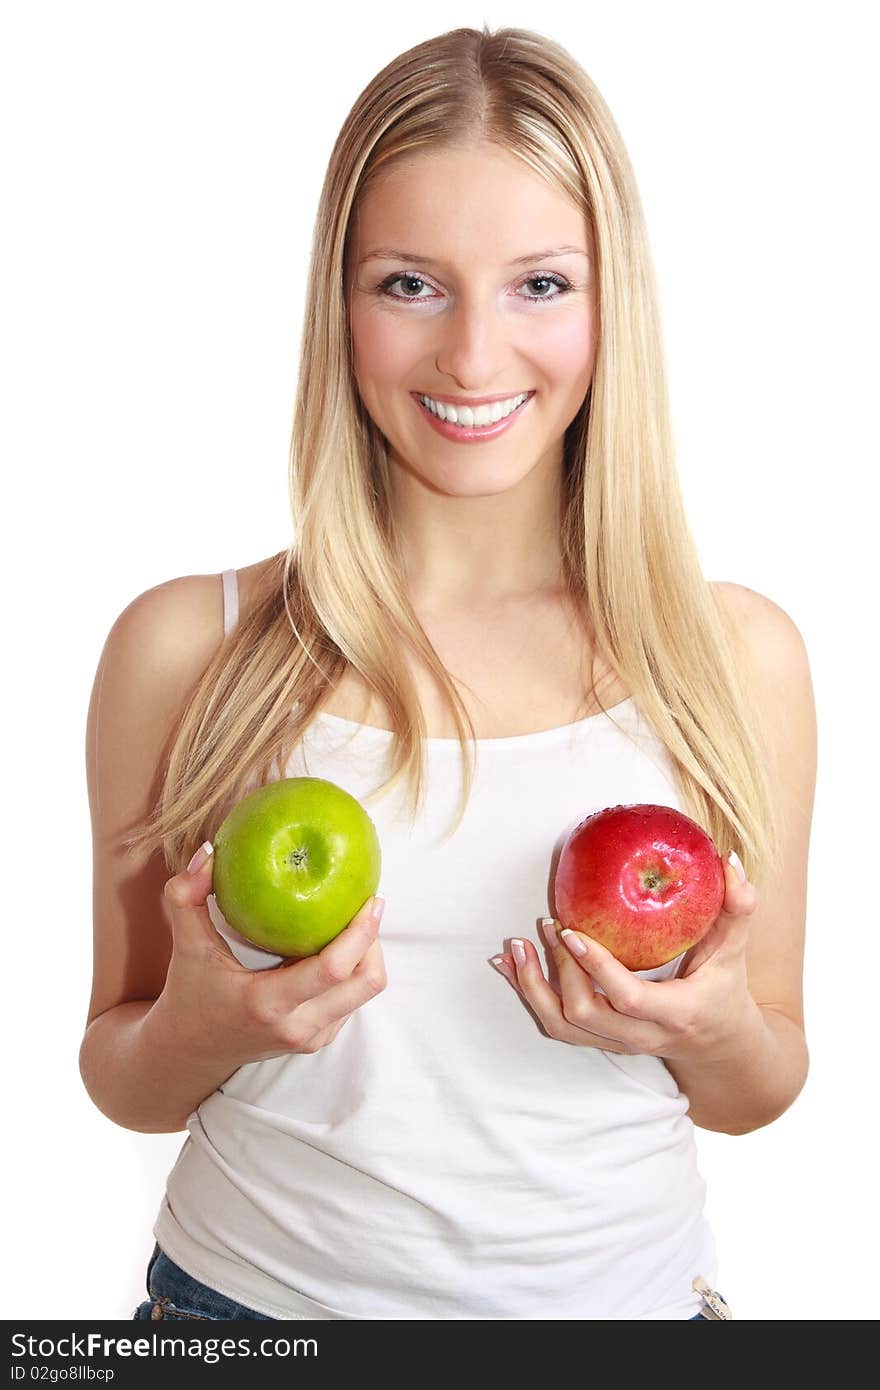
[159, 844, 387, 1067]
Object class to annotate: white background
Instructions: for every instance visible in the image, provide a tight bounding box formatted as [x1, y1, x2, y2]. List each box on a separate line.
[3, 0, 877, 1321]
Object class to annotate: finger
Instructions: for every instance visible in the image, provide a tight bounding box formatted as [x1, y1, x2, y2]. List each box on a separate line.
[719, 853, 759, 923]
[164, 842, 215, 911]
[490, 952, 514, 978]
[504, 937, 636, 1051]
[262, 906, 387, 1018]
[540, 919, 626, 1035]
[296, 1012, 354, 1052]
[556, 928, 677, 1042]
[269, 940, 387, 1039]
[551, 944, 635, 1045]
[680, 913, 742, 976]
[682, 859, 759, 975]
[273, 893, 384, 986]
[163, 841, 242, 962]
[543, 919, 600, 1005]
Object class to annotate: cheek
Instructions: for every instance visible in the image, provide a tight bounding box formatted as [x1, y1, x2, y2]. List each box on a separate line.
[351, 309, 423, 383]
[530, 311, 598, 390]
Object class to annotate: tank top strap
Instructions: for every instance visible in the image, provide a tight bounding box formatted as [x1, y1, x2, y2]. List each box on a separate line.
[221, 568, 240, 638]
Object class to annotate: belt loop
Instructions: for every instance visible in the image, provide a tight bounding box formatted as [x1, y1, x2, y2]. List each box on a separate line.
[692, 1275, 734, 1320]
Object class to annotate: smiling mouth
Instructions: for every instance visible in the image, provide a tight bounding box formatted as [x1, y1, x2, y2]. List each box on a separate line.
[413, 390, 535, 431]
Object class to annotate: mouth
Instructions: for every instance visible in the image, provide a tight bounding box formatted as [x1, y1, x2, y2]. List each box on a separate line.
[411, 390, 535, 444]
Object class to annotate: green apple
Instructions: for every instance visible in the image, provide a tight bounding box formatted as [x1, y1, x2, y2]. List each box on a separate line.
[212, 777, 381, 957]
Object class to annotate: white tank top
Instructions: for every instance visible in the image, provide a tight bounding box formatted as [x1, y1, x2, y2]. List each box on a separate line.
[152, 569, 718, 1319]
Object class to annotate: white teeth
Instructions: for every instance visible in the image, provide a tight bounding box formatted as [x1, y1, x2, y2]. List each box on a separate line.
[418, 391, 529, 426]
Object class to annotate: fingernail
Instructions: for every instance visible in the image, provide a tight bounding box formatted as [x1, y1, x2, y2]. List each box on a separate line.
[371, 894, 386, 923]
[186, 841, 213, 875]
[541, 916, 558, 947]
[559, 929, 588, 957]
[490, 955, 509, 974]
[727, 850, 746, 883]
[511, 939, 526, 966]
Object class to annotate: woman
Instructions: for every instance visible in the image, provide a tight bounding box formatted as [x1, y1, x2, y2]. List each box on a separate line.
[80, 25, 814, 1321]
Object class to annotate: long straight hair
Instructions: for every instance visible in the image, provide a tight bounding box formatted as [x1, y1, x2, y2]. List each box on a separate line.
[125, 25, 782, 890]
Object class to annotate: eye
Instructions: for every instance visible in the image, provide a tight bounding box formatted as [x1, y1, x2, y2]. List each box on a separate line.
[376, 271, 574, 305]
[378, 273, 435, 302]
[518, 273, 572, 302]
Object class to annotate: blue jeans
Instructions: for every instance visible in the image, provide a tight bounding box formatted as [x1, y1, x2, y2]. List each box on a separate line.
[132, 1242, 276, 1320]
[132, 1240, 725, 1321]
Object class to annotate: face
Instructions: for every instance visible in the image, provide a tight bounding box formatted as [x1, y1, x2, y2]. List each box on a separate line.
[347, 141, 598, 498]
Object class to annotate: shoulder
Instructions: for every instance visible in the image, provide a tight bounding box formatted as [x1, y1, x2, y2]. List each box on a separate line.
[711, 580, 812, 680]
[107, 571, 224, 667]
[104, 553, 281, 667]
[90, 574, 228, 743]
[88, 572, 227, 827]
[710, 580, 816, 787]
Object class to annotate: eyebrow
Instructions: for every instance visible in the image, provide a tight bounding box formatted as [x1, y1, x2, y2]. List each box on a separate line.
[358, 245, 589, 268]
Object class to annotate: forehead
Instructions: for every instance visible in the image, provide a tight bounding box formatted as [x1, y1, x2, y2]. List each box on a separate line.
[351, 145, 590, 264]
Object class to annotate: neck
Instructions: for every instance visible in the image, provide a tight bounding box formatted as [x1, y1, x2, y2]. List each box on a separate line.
[390, 450, 567, 608]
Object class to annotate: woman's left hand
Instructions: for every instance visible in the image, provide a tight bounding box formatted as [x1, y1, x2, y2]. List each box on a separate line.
[490, 855, 760, 1062]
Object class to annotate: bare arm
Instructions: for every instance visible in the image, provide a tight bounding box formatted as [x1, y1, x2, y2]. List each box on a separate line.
[80, 574, 228, 1130]
[80, 574, 385, 1133]
[663, 1000, 808, 1135]
[665, 586, 816, 1133]
[79, 997, 242, 1134]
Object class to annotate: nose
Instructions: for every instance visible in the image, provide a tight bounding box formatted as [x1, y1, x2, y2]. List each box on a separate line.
[434, 290, 515, 392]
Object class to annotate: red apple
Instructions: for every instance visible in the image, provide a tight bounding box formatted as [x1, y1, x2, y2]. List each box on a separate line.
[554, 804, 725, 971]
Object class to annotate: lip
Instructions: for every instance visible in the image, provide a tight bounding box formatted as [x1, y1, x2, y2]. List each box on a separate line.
[411, 390, 535, 444]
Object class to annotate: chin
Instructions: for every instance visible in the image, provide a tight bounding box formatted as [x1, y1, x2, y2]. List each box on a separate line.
[417, 461, 538, 498]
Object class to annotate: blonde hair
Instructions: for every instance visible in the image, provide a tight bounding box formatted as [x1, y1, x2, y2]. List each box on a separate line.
[125, 24, 781, 891]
